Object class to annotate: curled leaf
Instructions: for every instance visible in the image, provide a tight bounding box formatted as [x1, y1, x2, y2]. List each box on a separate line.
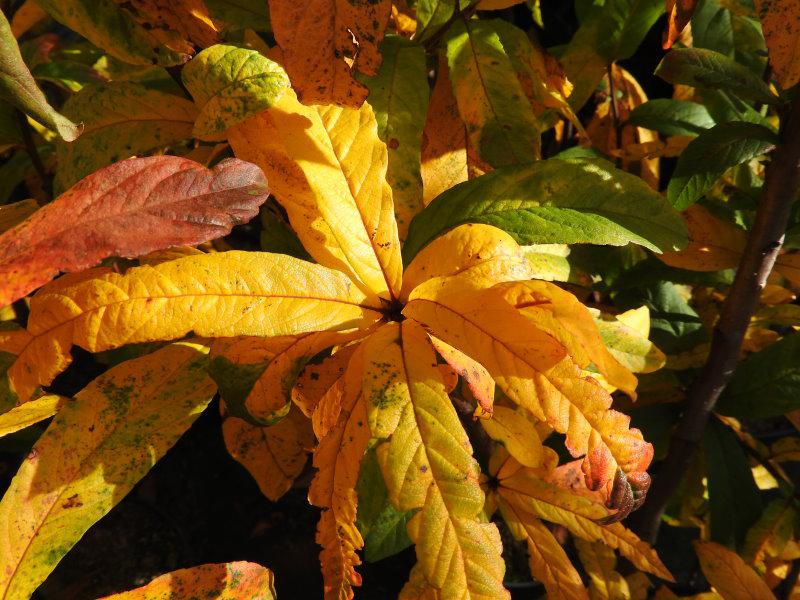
[0, 9, 81, 141]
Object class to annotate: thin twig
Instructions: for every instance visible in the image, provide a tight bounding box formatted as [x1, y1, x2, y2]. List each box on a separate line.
[15, 109, 51, 201]
[631, 94, 800, 544]
[606, 63, 622, 167]
[776, 558, 800, 600]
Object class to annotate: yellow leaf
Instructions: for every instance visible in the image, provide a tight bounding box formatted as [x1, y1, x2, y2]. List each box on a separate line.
[420, 58, 468, 206]
[659, 205, 746, 272]
[5, 251, 381, 401]
[0, 394, 65, 438]
[222, 406, 314, 502]
[493, 450, 672, 581]
[481, 405, 543, 468]
[308, 346, 370, 600]
[405, 284, 652, 492]
[96, 562, 276, 600]
[374, 320, 508, 598]
[268, 0, 391, 107]
[756, 0, 800, 89]
[694, 541, 777, 600]
[497, 280, 638, 397]
[497, 497, 588, 600]
[0, 342, 217, 600]
[401, 223, 533, 300]
[429, 336, 495, 415]
[575, 538, 632, 600]
[228, 91, 403, 301]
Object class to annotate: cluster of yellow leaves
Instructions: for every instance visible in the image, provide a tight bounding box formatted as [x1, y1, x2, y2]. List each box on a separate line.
[0, 48, 670, 598]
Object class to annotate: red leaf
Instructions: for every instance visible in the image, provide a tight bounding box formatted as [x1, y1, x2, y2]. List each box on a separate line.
[0, 156, 269, 307]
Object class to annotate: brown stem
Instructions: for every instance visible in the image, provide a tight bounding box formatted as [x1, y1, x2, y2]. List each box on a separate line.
[16, 109, 51, 201]
[631, 95, 800, 544]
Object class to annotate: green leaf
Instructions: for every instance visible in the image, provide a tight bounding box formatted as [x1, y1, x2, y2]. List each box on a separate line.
[207, 353, 278, 426]
[35, 0, 189, 66]
[614, 281, 707, 355]
[0, 342, 216, 600]
[627, 99, 716, 136]
[560, 0, 663, 109]
[182, 44, 290, 141]
[363, 36, 429, 237]
[356, 447, 414, 563]
[655, 48, 778, 105]
[716, 333, 800, 419]
[205, 0, 270, 31]
[0, 100, 22, 153]
[703, 418, 763, 550]
[691, 0, 734, 56]
[667, 122, 777, 210]
[55, 82, 198, 192]
[444, 19, 541, 168]
[403, 158, 688, 263]
[0, 10, 81, 141]
[415, 0, 463, 43]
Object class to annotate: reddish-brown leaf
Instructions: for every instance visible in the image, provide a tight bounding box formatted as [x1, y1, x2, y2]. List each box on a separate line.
[0, 156, 268, 307]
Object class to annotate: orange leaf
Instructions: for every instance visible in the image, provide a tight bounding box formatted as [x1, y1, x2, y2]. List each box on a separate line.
[268, 0, 391, 107]
[694, 541, 776, 600]
[293, 344, 359, 420]
[430, 335, 495, 415]
[125, 0, 221, 49]
[659, 205, 746, 272]
[756, 0, 800, 89]
[664, 0, 699, 50]
[0, 156, 268, 308]
[96, 562, 276, 599]
[308, 346, 370, 600]
[222, 406, 314, 501]
[420, 57, 468, 205]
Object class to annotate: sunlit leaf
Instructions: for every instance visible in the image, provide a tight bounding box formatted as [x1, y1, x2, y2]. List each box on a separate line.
[694, 541, 776, 600]
[0, 342, 217, 600]
[268, 0, 391, 107]
[96, 562, 276, 600]
[2, 251, 382, 401]
[0, 156, 268, 309]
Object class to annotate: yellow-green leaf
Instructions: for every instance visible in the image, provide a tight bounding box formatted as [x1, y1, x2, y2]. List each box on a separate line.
[363, 36, 428, 238]
[182, 44, 290, 141]
[228, 90, 403, 301]
[377, 320, 508, 599]
[55, 82, 197, 191]
[96, 562, 276, 600]
[0, 9, 81, 141]
[0, 342, 217, 600]
[35, 0, 190, 66]
[594, 307, 666, 374]
[0, 394, 64, 438]
[4, 251, 382, 401]
[445, 19, 541, 167]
